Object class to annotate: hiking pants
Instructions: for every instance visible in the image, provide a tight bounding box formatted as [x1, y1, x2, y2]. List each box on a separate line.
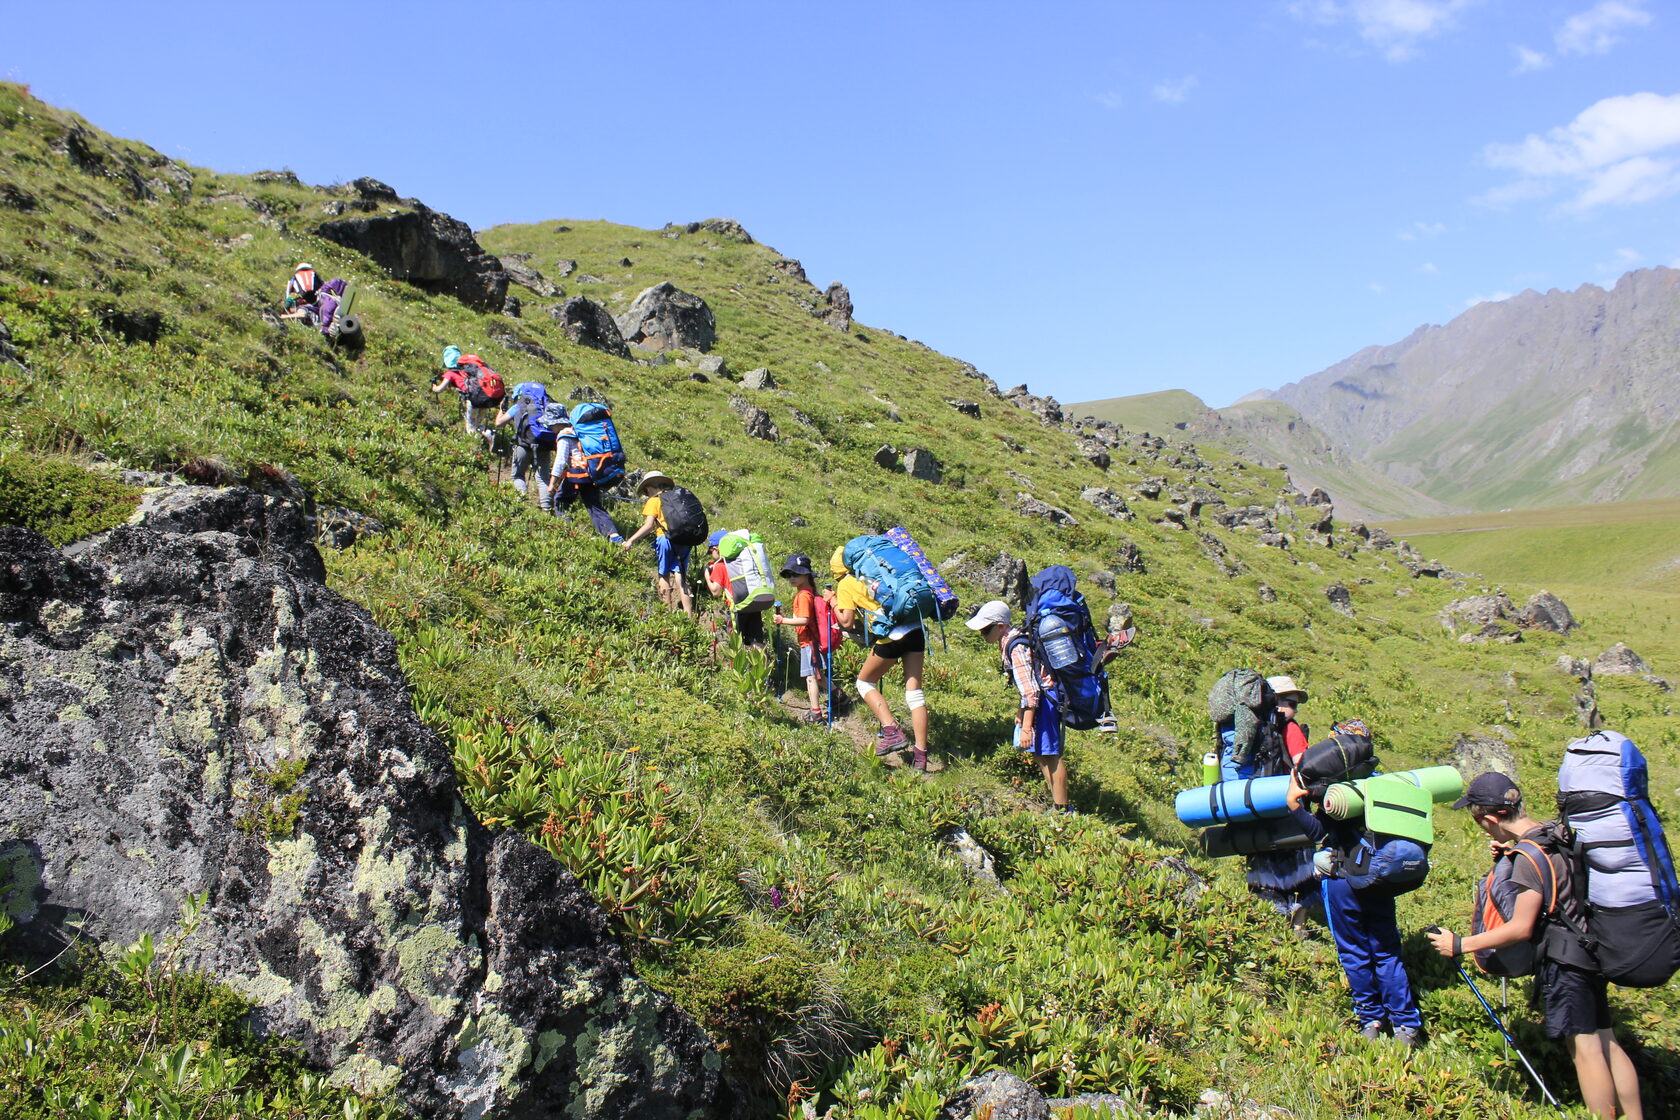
[1321, 876, 1422, 1030]
[561, 484, 619, 540]
[510, 441, 556, 510]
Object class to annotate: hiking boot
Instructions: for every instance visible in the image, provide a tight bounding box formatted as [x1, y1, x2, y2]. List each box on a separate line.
[876, 726, 909, 755]
[910, 749, 943, 773]
[1096, 715, 1119, 734]
[801, 709, 828, 725]
[1357, 1021, 1385, 1041]
[1393, 1026, 1423, 1049]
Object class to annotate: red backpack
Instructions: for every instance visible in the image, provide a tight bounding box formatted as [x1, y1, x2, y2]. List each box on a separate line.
[812, 594, 837, 655]
[456, 354, 505, 402]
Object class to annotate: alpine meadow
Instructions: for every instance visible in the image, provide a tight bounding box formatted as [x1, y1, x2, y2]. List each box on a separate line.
[1, 83, 1678, 1120]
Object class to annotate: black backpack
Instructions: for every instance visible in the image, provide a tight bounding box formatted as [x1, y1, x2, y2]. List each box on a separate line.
[661, 487, 708, 548]
[1295, 726, 1377, 798]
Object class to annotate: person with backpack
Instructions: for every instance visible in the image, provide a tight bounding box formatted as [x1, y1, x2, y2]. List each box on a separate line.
[704, 529, 771, 647]
[493, 381, 570, 512]
[554, 401, 625, 544]
[830, 539, 936, 772]
[620, 470, 700, 615]
[1243, 675, 1319, 936]
[1285, 722, 1426, 1048]
[431, 345, 505, 444]
[772, 554, 832, 724]
[967, 599, 1072, 813]
[1428, 772, 1644, 1120]
[280, 262, 349, 337]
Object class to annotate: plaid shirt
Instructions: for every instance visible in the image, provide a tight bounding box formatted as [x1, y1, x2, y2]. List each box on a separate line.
[1004, 628, 1056, 710]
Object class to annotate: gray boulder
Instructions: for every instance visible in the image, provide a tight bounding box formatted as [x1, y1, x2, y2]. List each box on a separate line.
[946, 398, 982, 418]
[1080, 487, 1132, 520]
[942, 829, 1001, 890]
[740, 367, 776, 391]
[874, 445, 899, 471]
[0, 316, 28, 370]
[350, 176, 399, 202]
[502, 256, 560, 297]
[1134, 477, 1165, 501]
[501, 294, 522, 318]
[820, 282, 853, 331]
[1518, 591, 1578, 633]
[1258, 583, 1276, 603]
[903, 447, 943, 483]
[549, 296, 630, 358]
[1018, 494, 1078, 527]
[729, 397, 779, 441]
[1155, 508, 1188, 530]
[1001, 385, 1063, 425]
[696, 354, 728, 378]
[1115, 540, 1146, 574]
[1595, 643, 1650, 676]
[1440, 593, 1515, 637]
[1324, 582, 1354, 616]
[1451, 732, 1519, 782]
[940, 1070, 1048, 1120]
[943, 552, 1030, 609]
[489, 328, 554, 364]
[771, 257, 808, 283]
[1078, 439, 1112, 471]
[616, 282, 717, 352]
[680, 218, 754, 243]
[554, 258, 577, 277]
[0, 490, 729, 1118]
[316, 206, 508, 312]
[1368, 527, 1395, 550]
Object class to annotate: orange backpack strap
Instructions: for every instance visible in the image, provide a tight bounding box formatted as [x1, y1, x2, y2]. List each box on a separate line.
[1513, 841, 1558, 916]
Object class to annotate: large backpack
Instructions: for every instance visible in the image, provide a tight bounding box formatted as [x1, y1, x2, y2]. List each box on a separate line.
[457, 355, 505, 406]
[510, 382, 568, 446]
[883, 527, 959, 621]
[717, 530, 775, 613]
[660, 486, 708, 548]
[1557, 730, 1680, 988]
[1295, 727, 1378, 796]
[564, 403, 625, 487]
[1331, 768, 1433, 896]
[840, 535, 939, 639]
[1472, 832, 1562, 977]
[1010, 566, 1105, 731]
[1208, 669, 1278, 776]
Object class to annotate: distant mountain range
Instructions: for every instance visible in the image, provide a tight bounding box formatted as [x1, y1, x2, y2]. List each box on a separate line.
[1076, 268, 1680, 520]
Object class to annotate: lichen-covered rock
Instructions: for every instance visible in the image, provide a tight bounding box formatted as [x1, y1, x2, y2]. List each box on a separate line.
[946, 398, 981, 418]
[1081, 487, 1132, 520]
[1595, 643, 1651, 676]
[1440, 593, 1515, 637]
[549, 296, 630, 358]
[819, 282, 853, 332]
[903, 447, 942, 483]
[874, 445, 899, 471]
[615, 282, 717, 352]
[1324, 582, 1354, 616]
[0, 489, 729, 1118]
[740, 367, 776, 391]
[1018, 493, 1078, 527]
[729, 397, 779, 441]
[1518, 591, 1577, 634]
[316, 205, 508, 312]
[940, 1069, 1049, 1120]
[942, 552, 1031, 609]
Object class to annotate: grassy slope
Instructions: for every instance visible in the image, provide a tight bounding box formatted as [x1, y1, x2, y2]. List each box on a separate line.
[2, 84, 1678, 1119]
[1068, 389, 1207, 436]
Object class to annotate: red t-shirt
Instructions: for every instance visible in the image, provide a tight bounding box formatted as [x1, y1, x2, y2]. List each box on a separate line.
[1285, 720, 1309, 763]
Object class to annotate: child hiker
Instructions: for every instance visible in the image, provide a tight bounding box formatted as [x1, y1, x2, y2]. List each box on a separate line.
[967, 599, 1072, 814]
[830, 547, 937, 772]
[620, 470, 695, 615]
[772, 554, 829, 724]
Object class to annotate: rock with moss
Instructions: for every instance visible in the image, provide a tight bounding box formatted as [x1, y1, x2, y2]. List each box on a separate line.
[0, 487, 730, 1118]
[316, 204, 509, 312]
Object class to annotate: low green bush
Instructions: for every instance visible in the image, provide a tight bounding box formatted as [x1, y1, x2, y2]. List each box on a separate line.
[0, 451, 137, 545]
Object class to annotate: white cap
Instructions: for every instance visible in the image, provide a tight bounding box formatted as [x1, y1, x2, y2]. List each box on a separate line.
[1267, 675, 1308, 702]
[966, 599, 1013, 631]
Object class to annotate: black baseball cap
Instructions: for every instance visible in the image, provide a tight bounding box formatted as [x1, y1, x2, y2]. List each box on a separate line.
[780, 553, 814, 577]
[1453, 771, 1522, 810]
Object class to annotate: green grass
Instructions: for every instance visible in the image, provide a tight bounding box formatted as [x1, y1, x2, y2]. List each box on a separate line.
[1066, 389, 1208, 434]
[2, 82, 1677, 1119]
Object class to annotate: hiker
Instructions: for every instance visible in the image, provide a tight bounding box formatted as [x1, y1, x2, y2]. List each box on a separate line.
[1250, 675, 1317, 935]
[704, 530, 769, 647]
[1428, 773, 1643, 1120]
[556, 401, 626, 544]
[432, 346, 504, 444]
[830, 543, 934, 772]
[1285, 723, 1426, 1048]
[493, 381, 569, 512]
[967, 599, 1071, 813]
[280, 262, 347, 335]
[620, 470, 697, 614]
[772, 554, 831, 723]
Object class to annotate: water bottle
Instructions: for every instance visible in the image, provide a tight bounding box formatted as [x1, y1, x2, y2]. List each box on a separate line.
[1201, 751, 1220, 787]
[1037, 613, 1079, 670]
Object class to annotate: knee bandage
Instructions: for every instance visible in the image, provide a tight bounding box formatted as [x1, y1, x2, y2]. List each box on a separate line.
[905, 688, 926, 710]
[855, 678, 879, 699]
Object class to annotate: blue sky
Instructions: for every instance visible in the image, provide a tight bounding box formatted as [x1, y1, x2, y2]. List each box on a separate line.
[5, 1, 1679, 407]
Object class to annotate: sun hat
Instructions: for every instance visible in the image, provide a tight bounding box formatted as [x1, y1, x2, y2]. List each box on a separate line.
[637, 469, 673, 496]
[1453, 771, 1522, 810]
[965, 600, 1013, 632]
[780, 553, 814, 577]
[707, 529, 728, 550]
[1267, 675, 1308, 703]
[441, 344, 462, 369]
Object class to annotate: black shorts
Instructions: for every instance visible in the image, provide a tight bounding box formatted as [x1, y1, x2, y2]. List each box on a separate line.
[1537, 958, 1611, 1039]
[872, 628, 926, 660]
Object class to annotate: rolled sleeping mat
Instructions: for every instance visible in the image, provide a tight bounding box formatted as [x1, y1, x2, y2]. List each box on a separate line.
[1174, 775, 1294, 829]
[1200, 815, 1314, 858]
[1321, 766, 1465, 820]
[1329, 776, 1437, 845]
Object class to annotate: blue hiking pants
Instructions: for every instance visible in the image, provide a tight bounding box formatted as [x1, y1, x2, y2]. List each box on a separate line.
[1321, 876, 1422, 1031]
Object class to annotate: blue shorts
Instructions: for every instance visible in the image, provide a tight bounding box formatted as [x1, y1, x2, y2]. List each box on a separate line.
[1016, 703, 1065, 757]
[654, 536, 691, 577]
[799, 644, 820, 678]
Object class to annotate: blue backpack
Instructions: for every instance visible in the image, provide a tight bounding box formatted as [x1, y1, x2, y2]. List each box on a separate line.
[564, 402, 625, 486]
[841, 535, 938, 638]
[510, 382, 570, 445]
[1011, 566, 1105, 731]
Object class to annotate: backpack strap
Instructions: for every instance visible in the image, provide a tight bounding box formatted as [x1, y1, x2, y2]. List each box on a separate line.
[1511, 841, 1559, 917]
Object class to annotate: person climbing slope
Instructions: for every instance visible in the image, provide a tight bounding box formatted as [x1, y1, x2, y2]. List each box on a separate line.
[704, 529, 771, 647]
[772, 554, 831, 724]
[967, 599, 1071, 813]
[431, 346, 504, 444]
[620, 470, 700, 615]
[555, 400, 625, 544]
[830, 540, 937, 772]
[493, 381, 570, 512]
[280, 262, 349, 336]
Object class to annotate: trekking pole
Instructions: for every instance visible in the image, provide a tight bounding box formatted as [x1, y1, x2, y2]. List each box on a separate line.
[1429, 933, 1560, 1108]
[826, 649, 834, 730]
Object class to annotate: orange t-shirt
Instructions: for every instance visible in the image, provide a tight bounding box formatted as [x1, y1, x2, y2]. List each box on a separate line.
[792, 587, 817, 647]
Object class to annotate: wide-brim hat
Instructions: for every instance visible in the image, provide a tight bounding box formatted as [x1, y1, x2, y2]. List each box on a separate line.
[637, 469, 673, 496]
[1267, 675, 1308, 703]
[780, 553, 814, 577]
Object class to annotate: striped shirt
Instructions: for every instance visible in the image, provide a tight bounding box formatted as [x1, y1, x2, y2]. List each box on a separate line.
[1004, 628, 1056, 710]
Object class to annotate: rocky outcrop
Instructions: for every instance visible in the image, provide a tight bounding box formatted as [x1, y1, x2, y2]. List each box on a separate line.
[1001, 385, 1063, 425]
[943, 552, 1030, 609]
[616, 282, 717, 352]
[729, 397, 779, 441]
[1081, 487, 1132, 520]
[1451, 732, 1519, 781]
[1324, 582, 1354, 616]
[740, 367, 776, 391]
[501, 254, 561, 298]
[0, 488, 728, 1118]
[1018, 494, 1077, 527]
[1595, 643, 1650, 676]
[0, 316, 29, 370]
[316, 206, 508, 312]
[771, 257, 808, 283]
[941, 1070, 1048, 1120]
[1114, 540, 1146, 574]
[549, 297, 630, 358]
[676, 218, 754, 244]
[1518, 591, 1577, 633]
[819, 282, 853, 331]
[1440, 592, 1515, 638]
[903, 448, 942, 483]
[946, 398, 981, 418]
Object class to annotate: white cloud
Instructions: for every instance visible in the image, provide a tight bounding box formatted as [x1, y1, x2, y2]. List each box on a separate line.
[1094, 90, 1125, 110]
[1151, 76, 1198, 105]
[1466, 290, 1514, 306]
[1397, 220, 1447, 240]
[1288, 0, 1475, 62]
[1512, 45, 1551, 73]
[1482, 92, 1680, 210]
[1556, 1, 1651, 56]
[1419, 261, 1440, 274]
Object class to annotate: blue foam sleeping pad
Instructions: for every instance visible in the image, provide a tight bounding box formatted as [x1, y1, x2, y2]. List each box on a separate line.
[1174, 775, 1295, 828]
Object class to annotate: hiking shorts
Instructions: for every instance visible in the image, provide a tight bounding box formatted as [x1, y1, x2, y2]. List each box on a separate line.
[799, 644, 818, 679]
[872, 628, 926, 660]
[654, 536, 691, 577]
[1017, 703, 1065, 757]
[1537, 958, 1611, 1039]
